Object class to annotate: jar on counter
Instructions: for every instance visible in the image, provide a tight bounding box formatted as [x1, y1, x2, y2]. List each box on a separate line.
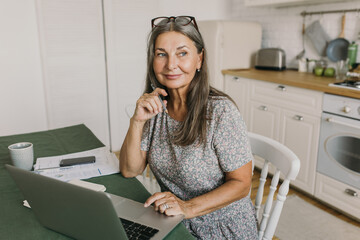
[307, 59, 316, 73]
[298, 58, 307, 72]
[314, 59, 328, 76]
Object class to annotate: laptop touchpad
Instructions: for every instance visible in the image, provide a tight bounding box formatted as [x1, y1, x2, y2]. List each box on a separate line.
[114, 199, 147, 219]
[107, 193, 147, 219]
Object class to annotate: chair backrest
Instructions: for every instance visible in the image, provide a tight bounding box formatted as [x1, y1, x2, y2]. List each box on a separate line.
[140, 166, 161, 194]
[248, 132, 300, 240]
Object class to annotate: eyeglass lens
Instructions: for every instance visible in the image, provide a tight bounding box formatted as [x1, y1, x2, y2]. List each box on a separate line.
[152, 16, 195, 29]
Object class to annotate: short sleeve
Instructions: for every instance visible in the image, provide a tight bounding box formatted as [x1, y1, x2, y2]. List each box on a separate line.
[212, 100, 253, 172]
[140, 119, 152, 152]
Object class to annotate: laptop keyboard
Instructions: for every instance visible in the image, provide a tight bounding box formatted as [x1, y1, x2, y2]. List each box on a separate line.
[120, 218, 159, 240]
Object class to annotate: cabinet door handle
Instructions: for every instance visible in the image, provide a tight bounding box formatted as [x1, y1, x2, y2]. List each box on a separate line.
[259, 105, 268, 111]
[232, 77, 240, 82]
[294, 115, 304, 121]
[345, 188, 358, 197]
[277, 85, 286, 91]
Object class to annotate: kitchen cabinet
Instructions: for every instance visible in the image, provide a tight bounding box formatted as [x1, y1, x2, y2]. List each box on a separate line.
[223, 75, 250, 125]
[224, 74, 323, 195]
[279, 109, 320, 193]
[244, 0, 351, 8]
[315, 173, 360, 221]
[248, 101, 280, 140]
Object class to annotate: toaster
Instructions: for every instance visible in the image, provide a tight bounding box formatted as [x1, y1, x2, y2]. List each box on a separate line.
[255, 48, 286, 70]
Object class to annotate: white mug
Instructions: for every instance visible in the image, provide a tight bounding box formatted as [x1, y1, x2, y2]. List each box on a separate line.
[8, 142, 34, 170]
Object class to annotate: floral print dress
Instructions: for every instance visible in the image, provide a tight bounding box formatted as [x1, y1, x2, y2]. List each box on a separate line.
[141, 97, 258, 239]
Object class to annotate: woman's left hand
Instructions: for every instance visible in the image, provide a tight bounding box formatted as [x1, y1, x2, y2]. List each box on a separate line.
[144, 192, 192, 218]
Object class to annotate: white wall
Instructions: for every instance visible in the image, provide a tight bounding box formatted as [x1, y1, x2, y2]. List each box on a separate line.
[157, 0, 231, 19]
[230, 0, 360, 68]
[0, 0, 47, 136]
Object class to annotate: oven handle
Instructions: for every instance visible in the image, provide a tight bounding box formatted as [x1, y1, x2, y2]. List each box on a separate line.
[326, 117, 360, 130]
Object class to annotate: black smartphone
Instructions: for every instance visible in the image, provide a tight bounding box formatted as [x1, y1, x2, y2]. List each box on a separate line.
[59, 156, 96, 167]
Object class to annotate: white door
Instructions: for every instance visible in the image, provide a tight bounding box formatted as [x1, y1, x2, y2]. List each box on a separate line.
[36, 0, 110, 146]
[102, 0, 161, 151]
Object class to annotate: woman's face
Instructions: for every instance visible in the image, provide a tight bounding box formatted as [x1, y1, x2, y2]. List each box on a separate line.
[153, 31, 203, 91]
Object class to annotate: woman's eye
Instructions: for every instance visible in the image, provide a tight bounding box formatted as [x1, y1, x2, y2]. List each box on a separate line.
[156, 52, 166, 57]
[178, 52, 187, 57]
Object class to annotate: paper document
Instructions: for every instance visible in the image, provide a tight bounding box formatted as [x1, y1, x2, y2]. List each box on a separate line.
[33, 147, 119, 182]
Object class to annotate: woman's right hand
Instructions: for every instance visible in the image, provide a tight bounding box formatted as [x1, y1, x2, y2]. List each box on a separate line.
[132, 88, 168, 122]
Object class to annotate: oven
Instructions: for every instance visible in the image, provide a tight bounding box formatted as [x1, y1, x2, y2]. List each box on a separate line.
[317, 93, 360, 193]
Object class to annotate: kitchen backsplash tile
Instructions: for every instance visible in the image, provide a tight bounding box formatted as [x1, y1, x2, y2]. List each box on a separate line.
[230, 0, 360, 68]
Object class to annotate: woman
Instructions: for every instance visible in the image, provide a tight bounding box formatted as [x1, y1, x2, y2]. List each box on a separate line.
[120, 16, 258, 239]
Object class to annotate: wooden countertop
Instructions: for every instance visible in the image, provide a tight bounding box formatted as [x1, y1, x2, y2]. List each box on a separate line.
[222, 69, 360, 99]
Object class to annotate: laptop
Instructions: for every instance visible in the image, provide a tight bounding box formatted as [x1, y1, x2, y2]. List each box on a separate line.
[6, 164, 184, 240]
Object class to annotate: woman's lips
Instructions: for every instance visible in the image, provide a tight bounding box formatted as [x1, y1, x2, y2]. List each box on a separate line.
[164, 74, 182, 80]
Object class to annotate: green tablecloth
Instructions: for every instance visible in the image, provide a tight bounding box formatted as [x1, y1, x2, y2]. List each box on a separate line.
[0, 124, 193, 240]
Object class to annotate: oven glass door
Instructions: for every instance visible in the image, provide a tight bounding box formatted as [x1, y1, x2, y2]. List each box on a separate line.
[317, 112, 360, 189]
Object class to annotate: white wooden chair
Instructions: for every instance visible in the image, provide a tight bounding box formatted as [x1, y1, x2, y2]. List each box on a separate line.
[136, 130, 300, 239]
[248, 132, 301, 240]
[138, 166, 161, 194]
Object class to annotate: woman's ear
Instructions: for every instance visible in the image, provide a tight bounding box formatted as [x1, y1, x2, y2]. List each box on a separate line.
[197, 48, 204, 69]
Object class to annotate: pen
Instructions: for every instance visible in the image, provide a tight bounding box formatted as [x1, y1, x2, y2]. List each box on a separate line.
[150, 83, 168, 113]
[35, 166, 73, 171]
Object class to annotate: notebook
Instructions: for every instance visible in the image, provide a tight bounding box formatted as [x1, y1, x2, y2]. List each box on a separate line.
[6, 164, 184, 240]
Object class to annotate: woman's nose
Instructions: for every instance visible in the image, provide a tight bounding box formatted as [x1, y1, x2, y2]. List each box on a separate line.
[166, 55, 178, 70]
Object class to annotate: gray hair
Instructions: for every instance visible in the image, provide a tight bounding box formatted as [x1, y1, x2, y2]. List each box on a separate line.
[145, 17, 227, 146]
